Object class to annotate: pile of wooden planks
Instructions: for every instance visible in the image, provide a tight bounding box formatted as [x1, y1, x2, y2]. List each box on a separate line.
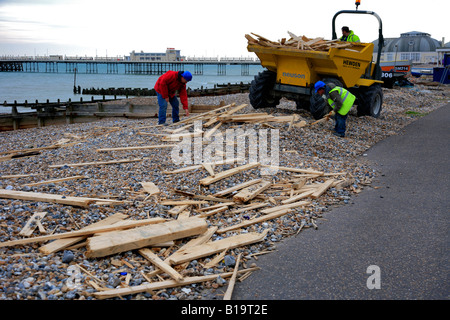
[246, 31, 358, 51]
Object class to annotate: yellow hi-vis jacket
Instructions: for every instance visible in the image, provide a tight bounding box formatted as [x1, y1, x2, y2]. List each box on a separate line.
[327, 86, 356, 116]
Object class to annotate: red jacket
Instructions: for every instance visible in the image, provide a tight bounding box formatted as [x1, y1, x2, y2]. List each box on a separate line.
[154, 71, 188, 109]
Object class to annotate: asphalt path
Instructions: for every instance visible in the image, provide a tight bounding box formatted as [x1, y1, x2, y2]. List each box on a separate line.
[233, 103, 449, 300]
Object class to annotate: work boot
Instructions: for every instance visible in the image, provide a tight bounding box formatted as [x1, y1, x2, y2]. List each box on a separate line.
[333, 132, 345, 138]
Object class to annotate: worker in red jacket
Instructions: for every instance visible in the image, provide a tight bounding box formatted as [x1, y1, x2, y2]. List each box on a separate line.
[154, 70, 192, 125]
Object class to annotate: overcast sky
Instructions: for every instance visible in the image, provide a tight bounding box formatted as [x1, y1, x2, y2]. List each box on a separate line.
[0, 0, 448, 58]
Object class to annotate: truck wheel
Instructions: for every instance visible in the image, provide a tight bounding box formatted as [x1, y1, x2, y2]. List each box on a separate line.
[357, 84, 383, 118]
[249, 70, 280, 109]
[295, 95, 311, 111]
[322, 77, 343, 88]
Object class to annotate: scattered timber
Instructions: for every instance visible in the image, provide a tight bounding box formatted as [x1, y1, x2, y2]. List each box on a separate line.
[93, 267, 260, 299]
[0, 217, 166, 248]
[86, 217, 208, 258]
[246, 32, 362, 52]
[0, 98, 359, 300]
[0, 188, 124, 208]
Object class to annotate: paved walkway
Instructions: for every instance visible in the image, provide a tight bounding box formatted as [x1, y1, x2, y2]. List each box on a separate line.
[233, 103, 449, 300]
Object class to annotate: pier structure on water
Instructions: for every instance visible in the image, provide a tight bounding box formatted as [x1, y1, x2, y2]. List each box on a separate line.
[0, 58, 261, 76]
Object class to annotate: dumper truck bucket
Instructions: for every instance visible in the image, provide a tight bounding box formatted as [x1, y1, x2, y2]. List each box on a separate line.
[247, 42, 375, 89]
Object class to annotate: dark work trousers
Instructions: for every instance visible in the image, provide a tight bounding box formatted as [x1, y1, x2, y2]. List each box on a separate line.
[157, 93, 180, 125]
[334, 112, 348, 136]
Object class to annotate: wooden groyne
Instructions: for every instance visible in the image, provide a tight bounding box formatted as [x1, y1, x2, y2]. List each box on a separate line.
[0, 98, 140, 131]
[81, 82, 250, 97]
[0, 98, 225, 132]
[0, 82, 250, 131]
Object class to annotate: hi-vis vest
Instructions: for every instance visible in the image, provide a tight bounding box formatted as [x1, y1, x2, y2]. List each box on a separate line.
[340, 30, 360, 43]
[328, 86, 356, 116]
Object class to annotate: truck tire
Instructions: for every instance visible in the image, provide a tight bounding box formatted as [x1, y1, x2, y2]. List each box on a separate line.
[249, 70, 280, 109]
[357, 84, 383, 118]
[295, 95, 311, 111]
[322, 77, 343, 88]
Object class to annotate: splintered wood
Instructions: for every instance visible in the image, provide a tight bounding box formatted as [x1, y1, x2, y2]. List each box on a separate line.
[246, 32, 358, 51]
[0, 100, 357, 300]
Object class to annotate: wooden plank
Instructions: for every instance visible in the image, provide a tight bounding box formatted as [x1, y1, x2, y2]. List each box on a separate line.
[232, 180, 272, 203]
[93, 267, 259, 300]
[86, 217, 208, 258]
[172, 189, 234, 203]
[97, 144, 176, 152]
[164, 226, 218, 266]
[203, 116, 219, 128]
[166, 230, 268, 265]
[168, 205, 189, 216]
[39, 213, 128, 254]
[176, 210, 191, 220]
[163, 165, 203, 174]
[223, 253, 242, 300]
[310, 179, 335, 198]
[219, 104, 248, 116]
[0, 189, 123, 208]
[49, 158, 145, 168]
[138, 248, 184, 282]
[197, 203, 232, 212]
[160, 200, 208, 206]
[229, 202, 269, 214]
[163, 157, 243, 175]
[281, 190, 315, 204]
[200, 163, 260, 186]
[19, 212, 47, 236]
[260, 200, 310, 214]
[161, 131, 203, 142]
[0, 217, 166, 248]
[197, 205, 229, 218]
[23, 176, 87, 187]
[204, 247, 229, 268]
[169, 103, 235, 126]
[140, 182, 160, 196]
[203, 122, 222, 139]
[217, 209, 292, 234]
[202, 163, 215, 176]
[0, 174, 37, 179]
[260, 164, 323, 175]
[214, 178, 262, 197]
[165, 123, 194, 134]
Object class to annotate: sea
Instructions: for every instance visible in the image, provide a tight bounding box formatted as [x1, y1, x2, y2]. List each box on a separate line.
[0, 63, 264, 114]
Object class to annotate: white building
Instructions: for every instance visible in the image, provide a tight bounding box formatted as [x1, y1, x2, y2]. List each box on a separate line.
[129, 48, 185, 62]
[372, 31, 444, 64]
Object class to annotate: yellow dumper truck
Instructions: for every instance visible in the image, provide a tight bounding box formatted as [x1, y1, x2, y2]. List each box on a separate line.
[247, 9, 385, 118]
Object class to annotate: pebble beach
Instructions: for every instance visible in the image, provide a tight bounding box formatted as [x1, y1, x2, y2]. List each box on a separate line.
[0, 79, 448, 300]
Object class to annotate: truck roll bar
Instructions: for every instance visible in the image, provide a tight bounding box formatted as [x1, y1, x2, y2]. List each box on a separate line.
[332, 10, 384, 80]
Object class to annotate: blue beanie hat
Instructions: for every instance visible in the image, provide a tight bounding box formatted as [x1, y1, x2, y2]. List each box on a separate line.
[314, 81, 326, 93]
[181, 71, 192, 82]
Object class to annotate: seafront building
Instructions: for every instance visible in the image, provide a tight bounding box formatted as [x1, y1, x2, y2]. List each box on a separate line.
[372, 31, 450, 65]
[128, 48, 185, 62]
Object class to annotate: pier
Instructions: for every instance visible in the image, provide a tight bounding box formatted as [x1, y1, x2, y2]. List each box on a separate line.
[0, 58, 260, 76]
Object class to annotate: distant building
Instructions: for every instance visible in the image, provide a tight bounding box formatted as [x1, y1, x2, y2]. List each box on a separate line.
[372, 31, 444, 64]
[128, 48, 185, 62]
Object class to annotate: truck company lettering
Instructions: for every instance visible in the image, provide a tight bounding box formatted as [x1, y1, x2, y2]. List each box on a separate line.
[282, 72, 305, 79]
[343, 60, 360, 68]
